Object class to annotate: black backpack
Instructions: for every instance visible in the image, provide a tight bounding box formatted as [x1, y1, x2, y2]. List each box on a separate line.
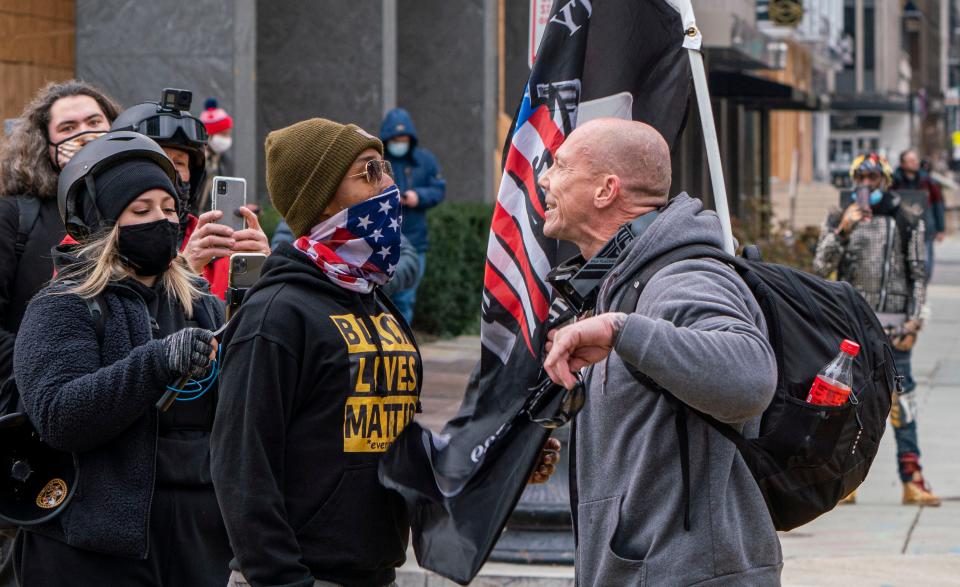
[617, 244, 897, 531]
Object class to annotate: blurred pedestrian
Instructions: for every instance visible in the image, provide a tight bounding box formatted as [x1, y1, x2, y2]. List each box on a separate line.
[212, 118, 421, 587]
[541, 119, 781, 586]
[199, 98, 233, 211]
[380, 107, 445, 324]
[814, 152, 939, 506]
[12, 132, 229, 585]
[112, 93, 269, 299]
[893, 150, 946, 282]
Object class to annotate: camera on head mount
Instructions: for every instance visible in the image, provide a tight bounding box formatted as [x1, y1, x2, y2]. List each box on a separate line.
[160, 88, 192, 112]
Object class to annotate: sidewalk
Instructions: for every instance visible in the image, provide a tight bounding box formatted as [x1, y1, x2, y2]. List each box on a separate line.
[402, 237, 960, 586]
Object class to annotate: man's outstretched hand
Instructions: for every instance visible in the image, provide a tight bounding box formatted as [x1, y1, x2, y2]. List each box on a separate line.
[544, 312, 627, 390]
[528, 437, 562, 484]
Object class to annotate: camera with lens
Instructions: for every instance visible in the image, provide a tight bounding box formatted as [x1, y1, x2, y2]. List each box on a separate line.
[217, 181, 228, 195]
[160, 88, 192, 112]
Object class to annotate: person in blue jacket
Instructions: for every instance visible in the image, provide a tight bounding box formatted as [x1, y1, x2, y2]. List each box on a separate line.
[380, 108, 445, 324]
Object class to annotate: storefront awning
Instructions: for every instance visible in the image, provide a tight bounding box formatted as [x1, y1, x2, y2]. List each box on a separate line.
[708, 71, 823, 111]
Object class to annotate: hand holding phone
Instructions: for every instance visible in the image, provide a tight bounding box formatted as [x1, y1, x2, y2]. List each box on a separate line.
[226, 253, 267, 320]
[211, 176, 247, 232]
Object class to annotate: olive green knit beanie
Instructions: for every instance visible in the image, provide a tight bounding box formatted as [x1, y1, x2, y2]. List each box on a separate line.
[265, 118, 383, 238]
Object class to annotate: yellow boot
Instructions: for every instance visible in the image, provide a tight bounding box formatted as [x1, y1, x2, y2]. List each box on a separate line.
[902, 472, 942, 507]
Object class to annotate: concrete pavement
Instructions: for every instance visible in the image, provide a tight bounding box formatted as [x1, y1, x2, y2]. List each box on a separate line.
[400, 237, 960, 586]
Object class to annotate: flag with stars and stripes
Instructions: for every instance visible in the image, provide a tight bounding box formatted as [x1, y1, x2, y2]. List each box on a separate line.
[293, 186, 402, 293]
[380, 1, 699, 582]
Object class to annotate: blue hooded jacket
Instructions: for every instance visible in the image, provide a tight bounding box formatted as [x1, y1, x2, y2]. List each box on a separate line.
[380, 108, 445, 252]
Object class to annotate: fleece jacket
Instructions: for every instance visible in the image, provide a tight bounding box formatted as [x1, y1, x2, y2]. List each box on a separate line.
[13, 276, 222, 558]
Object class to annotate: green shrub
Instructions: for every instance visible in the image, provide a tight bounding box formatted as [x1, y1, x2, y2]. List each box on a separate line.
[413, 202, 494, 336]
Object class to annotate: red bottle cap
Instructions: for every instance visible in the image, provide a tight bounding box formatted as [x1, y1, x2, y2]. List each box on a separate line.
[840, 339, 860, 356]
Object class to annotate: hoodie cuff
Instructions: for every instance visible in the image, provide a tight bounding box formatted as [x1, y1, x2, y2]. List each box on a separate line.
[612, 313, 661, 371]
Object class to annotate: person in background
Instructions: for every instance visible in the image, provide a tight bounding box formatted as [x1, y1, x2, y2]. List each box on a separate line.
[13, 131, 229, 586]
[0, 80, 120, 383]
[815, 152, 939, 506]
[199, 98, 233, 211]
[380, 107, 445, 325]
[111, 95, 269, 300]
[892, 149, 946, 282]
[0, 81, 120, 587]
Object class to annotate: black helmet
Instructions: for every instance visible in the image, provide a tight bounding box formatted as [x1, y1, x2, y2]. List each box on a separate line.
[111, 99, 208, 204]
[58, 131, 177, 240]
[0, 412, 79, 527]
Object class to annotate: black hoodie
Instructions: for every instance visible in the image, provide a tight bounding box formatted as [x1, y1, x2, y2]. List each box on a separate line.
[211, 243, 422, 587]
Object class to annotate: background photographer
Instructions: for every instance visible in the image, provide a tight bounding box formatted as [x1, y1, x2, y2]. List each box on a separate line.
[110, 89, 270, 299]
[813, 152, 939, 506]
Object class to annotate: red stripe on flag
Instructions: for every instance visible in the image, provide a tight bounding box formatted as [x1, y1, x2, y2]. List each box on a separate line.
[483, 261, 534, 355]
[491, 204, 549, 323]
[503, 147, 546, 220]
[527, 105, 565, 154]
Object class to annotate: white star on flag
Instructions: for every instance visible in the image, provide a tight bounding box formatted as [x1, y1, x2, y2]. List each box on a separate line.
[379, 200, 393, 214]
[388, 218, 400, 231]
[386, 262, 397, 274]
[370, 228, 382, 242]
[356, 215, 372, 229]
[377, 246, 392, 259]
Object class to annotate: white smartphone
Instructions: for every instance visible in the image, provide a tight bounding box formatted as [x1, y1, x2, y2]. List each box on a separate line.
[211, 176, 247, 232]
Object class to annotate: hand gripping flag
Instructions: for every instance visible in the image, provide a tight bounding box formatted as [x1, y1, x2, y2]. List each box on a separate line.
[380, 1, 700, 583]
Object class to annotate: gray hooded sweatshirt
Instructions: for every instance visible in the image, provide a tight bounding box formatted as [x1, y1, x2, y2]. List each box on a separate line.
[572, 194, 782, 586]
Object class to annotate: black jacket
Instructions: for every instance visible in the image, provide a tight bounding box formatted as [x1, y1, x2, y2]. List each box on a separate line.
[211, 243, 422, 587]
[13, 277, 223, 558]
[0, 195, 65, 381]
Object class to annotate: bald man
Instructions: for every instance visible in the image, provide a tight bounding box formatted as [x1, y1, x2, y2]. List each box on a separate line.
[540, 119, 782, 586]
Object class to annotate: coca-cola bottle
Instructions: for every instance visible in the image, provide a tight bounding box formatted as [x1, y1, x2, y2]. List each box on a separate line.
[806, 340, 860, 406]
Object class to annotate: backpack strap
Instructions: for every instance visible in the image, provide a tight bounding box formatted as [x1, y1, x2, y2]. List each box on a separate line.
[82, 294, 110, 346]
[14, 195, 41, 264]
[614, 243, 751, 532]
[615, 243, 734, 313]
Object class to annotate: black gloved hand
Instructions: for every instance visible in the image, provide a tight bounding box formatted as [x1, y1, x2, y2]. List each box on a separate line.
[161, 327, 215, 380]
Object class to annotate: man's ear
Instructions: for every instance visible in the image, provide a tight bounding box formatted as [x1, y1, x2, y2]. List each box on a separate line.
[594, 175, 620, 209]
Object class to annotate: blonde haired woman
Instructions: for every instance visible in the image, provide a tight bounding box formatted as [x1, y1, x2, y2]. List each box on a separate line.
[12, 132, 231, 585]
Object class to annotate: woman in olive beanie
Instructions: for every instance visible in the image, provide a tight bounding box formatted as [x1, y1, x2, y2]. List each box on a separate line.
[212, 118, 422, 587]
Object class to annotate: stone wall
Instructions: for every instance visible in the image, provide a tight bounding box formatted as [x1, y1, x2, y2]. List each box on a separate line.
[0, 0, 74, 124]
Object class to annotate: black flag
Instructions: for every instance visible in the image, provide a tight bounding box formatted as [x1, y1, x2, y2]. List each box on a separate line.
[380, 1, 700, 583]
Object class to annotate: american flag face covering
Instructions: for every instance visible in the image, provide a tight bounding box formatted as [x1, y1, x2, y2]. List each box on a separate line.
[293, 185, 402, 293]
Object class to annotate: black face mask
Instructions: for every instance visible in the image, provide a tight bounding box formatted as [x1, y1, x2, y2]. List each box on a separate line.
[117, 219, 180, 277]
[174, 177, 193, 237]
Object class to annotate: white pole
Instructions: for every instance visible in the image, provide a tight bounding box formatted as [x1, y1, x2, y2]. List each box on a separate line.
[687, 48, 735, 255]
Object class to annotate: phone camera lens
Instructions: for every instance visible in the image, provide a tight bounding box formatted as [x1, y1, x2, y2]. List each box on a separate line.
[217, 182, 227, 195]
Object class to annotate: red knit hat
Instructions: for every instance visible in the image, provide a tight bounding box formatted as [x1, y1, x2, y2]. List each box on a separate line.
[200, 98, 233, 135]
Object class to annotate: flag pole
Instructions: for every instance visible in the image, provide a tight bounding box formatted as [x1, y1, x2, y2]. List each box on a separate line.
[687, 48, 736, 255]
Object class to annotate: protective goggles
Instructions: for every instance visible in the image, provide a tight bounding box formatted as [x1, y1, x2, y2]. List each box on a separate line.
[130, 114, 208, 145]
